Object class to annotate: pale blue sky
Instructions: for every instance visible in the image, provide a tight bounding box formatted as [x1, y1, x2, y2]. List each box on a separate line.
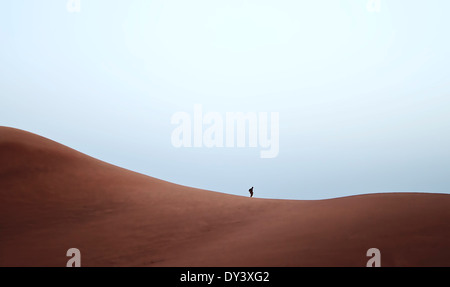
[1, 0, 449, 199]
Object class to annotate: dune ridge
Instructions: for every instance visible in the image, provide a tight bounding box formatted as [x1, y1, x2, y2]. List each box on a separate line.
[0, 126, 449, 266]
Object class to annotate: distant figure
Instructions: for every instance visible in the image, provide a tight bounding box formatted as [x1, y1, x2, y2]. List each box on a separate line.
[249, 187, 254, 198]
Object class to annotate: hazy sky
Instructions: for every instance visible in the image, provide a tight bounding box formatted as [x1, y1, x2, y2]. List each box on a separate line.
[1, 0, 449, 199]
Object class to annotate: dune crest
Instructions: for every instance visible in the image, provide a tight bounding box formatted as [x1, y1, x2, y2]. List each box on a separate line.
[0, 126, 449, 266]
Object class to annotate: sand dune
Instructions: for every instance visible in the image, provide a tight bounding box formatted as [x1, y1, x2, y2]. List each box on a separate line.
[0, 126, 449, 266]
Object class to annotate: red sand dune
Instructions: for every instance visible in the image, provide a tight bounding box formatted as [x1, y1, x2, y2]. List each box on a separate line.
[0, 126, 449, 267]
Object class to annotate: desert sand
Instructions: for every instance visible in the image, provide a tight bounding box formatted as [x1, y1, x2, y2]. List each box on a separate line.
[0, 126, 449, 267]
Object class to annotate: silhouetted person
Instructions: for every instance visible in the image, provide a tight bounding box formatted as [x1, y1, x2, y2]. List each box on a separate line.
[249, 187, 254, 198]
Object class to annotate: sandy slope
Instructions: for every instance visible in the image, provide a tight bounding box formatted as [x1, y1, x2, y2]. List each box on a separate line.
[0, 126, 449, 267]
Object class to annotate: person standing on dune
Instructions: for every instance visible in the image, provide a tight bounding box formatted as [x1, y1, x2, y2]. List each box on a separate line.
[249, 187, 254, 198]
